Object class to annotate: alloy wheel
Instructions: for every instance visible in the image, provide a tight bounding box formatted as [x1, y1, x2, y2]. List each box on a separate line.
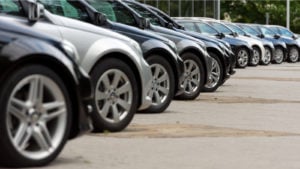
[205, 57, 220, 89]
[182, 59, 201, 94]
[274, 47, 284, 64]
[7, 75, 67, 160]
[262, 47, 272, 65]
[251, 47, 260, 65]
[237, 49, 249, 68]
[95, 69, 133, 124]
[288, 47, 299, 63]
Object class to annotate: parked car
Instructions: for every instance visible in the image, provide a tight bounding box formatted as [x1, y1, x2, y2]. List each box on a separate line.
[85, 0, 213, 100]
[265, 25, 299, 40]
[0, 19, 93, 167]
[38, 0, 185, 114]
[238, 23, 288, 64]
[222, 22, 275, 65]
[174, 18, 253, 68]
[122, 1, 235, 92]
[250, 24, 300, 63]
[0, 0, 153, 132]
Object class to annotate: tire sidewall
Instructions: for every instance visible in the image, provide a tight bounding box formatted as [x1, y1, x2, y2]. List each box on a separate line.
[90, 58, 138, 132]
[0, 64, 72, 167]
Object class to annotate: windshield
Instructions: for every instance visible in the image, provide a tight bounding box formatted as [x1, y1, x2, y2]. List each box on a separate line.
[226, 24, 245, 35]
[38, 0, 90, 21]
[177, 22, 197, 32]
[279, 27, 294, 37]
[123, 1, 161, 26]
[86, 0, 137, 26]
[260, 26, 276, 36]
[195, 22, 218, 35]
[240, 25, 259, 36]
[208, 22, 232, 35]
[268, 27, 280, 34]
[0, 0, 24, 16]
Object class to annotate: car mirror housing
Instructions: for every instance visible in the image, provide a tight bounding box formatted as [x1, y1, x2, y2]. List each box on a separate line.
[292, 34, 298, 39]
[28, 2, 43, 22]
[258, 34, 265, 38]
[94, 12, 107, 26]
[274, 34, 281, 39]
[138, 17, 150, 29]
[217, 32, 225, 39]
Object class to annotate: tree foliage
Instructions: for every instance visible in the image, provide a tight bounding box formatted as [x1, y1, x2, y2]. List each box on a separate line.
[221, 0, 300, 33]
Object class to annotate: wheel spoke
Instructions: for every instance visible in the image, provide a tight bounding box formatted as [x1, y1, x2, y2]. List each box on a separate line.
[188, 82, 193, 91]
[117, 99, 130, 111]
[153, 66, 160, 78]
[19, 129, 32, 150]
[112, 105, 120, 122]
[111, 73, 121, 88]
[28, 76, 43, 104]
[148, 89, 155, 99]
[157, 73, 168, 83]
[33, 126, 51, 151]
[186, 62, 193, 72]
[191, 69, 199, 77]
[191, 79, 199, 86]
[95, 91, 106, 101]
[158, 86, 169, 95]
[39, 123, 52, 149]
[101, 102, 110, 117]
[14, 123, 29, 147]
[101, 74, 111, 90]
[116, 82, 131, 95]
[44, 108, 66, 122]
[154, 91, 162, 104]
[8, 98, 27, 121]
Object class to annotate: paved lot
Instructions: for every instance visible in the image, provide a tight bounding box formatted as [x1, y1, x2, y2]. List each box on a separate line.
[35, 63, 300, 169]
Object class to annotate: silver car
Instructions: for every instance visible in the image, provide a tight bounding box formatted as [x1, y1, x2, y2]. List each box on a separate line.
[0, 0, 152, 132]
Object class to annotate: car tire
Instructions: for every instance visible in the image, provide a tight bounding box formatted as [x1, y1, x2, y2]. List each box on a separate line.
[90, 58, 138, 132]
[176, 52, 205, 99]
[0, 65, 71, 167]
[272, 46, 284, 64]
[141, 55, 175, 113]
[235, 47, 249, 68]
[249, 46, 260, 66]
[260, 46, 272, 65]
[287, 46, 299, 63]
[203, 52, 223, 92]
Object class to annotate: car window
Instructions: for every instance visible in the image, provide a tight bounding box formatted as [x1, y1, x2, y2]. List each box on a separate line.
[227, 24, 245, 35]
[0, 0, 24, 16]
[178, 22, 197, 32]
[268, 27, 280, 34]
[241, 26, 259, 36]
[195, 22, 218, 35]
[209, 22, 232, 35]
[86, 0, 137, 26]
[38, 0, 90, 21]
[124, 2, 161, 26]
[261, 27, 275, 36]
[280, 27, 293, 37]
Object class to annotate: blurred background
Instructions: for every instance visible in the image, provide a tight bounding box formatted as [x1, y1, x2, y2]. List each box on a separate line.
[138, 0, 300, 33]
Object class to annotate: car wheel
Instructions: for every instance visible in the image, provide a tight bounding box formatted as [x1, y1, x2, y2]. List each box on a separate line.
[142, 55, 175, 113]
[203, 52, 223, 92]
[272, 47, 284, 64]
[287, 46, 299, 63]
[0, 65, 71, 167]
[236, 47, 249, 68]
[176, 52, 204, 99]
[249, 46, 260, 66]
[260, 47, 271, 65]
[90, 58, 138, 132]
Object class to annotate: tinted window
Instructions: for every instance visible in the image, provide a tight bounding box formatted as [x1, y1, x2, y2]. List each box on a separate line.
[268, 27, 280, 34]
[195, 22, 218, 35]
[125, 1, 161, 26]
[241, 25, 259, 36]
[179, 22, 197, 32]
[226, 24, 245, 35]
[261, 27, 275, 36]
[38, 0, 89, 21]
[86, 0, 136, 26]
[209, 22, 232, 35]
[0, 0, 23, 16]
[280, 27, 293, 37]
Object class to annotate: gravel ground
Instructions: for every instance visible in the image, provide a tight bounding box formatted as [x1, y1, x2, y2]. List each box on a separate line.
[29, 62, 300, 169]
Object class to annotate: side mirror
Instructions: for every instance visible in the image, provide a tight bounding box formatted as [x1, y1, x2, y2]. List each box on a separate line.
[28, 2, 43, 22]
[292, 34, 298, 39]
[167, 22, 174, 29]
[258, 34, 265, 38]
[138, 17, 150, 29]
[231, 32, 238, 37]
[274, 34, 280, 39]
[94, 12, 107, 26]
[217, 32, 225, 39]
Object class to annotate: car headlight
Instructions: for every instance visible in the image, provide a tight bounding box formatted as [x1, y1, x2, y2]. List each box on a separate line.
[61, 40, 80, 63]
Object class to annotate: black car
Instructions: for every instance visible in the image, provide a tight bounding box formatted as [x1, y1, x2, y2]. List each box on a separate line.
[251, 24, 300, 63]
[238, 23, 288, 64]
[126, 1, 236, 91]
[37, 0, 185, 114]
[0, 20, 93, 167]
[84, 0, 213, 100]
